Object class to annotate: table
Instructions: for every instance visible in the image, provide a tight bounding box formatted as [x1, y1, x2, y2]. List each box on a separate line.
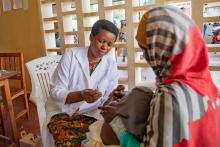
[0, 70, 19, 141]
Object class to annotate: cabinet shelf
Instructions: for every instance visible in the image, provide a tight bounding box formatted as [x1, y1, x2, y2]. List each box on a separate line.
[44, 29, 58, 33]
[41, 0, 55, 4]
[43, 16, 57, 21]
[64, 31, 78, 35]
[135, 63, 150, 68]
[201, 1, 220, 72]
[203, 16, 219, 22]
[61, 0, 76, 2]
[64, 44, 80, 48]
[208, 47, 220, 52]
[104, 4, 125, 10]
[114, 42, 126, 48]
[83, 12, 99, 17]
[132, 4, 156, 11]
[209, 66, 220, 71]
[62, 10, 77, 16]
[46, 48, 61, 52]
[118, 66, 127, 70]
[84, 27, 92, 31]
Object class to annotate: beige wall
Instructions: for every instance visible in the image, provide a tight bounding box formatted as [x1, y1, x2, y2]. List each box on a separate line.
[0, 1, 45, 92]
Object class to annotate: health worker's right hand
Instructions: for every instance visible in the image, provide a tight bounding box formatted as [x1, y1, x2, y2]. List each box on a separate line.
[81, 89, 102, 103]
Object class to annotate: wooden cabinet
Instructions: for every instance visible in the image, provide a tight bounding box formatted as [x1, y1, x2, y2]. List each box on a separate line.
[39, 0, 220, 90]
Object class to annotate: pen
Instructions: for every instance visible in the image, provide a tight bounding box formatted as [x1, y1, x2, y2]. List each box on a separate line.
[74, 108, 80, 114]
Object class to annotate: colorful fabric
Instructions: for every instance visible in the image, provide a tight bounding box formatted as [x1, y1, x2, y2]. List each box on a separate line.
[136, 6, 218, 101]
[145, 82, 220, 147]
[135, 5, 220, 147]
[48, 113, 97, 147]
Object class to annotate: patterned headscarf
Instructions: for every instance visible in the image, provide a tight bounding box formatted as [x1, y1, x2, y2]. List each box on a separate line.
[136, 5, 218, 102]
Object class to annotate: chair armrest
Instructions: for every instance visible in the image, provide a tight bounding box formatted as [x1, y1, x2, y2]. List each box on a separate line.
[29, 95, 46, 106]
[32, 101, 46, 139]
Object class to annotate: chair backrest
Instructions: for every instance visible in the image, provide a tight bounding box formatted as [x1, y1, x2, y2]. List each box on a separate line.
[0, 52, 26, 88]
[26, 55, 62, 105]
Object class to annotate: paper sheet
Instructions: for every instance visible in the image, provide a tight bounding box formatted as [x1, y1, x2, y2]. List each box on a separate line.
[78, 97, 103, 113]
[2, 0, 12, 11]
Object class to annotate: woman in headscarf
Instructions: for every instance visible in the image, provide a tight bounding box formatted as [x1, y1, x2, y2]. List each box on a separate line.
[85, 5, 220, 147]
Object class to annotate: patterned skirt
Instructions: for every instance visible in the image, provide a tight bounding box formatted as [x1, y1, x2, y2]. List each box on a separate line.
[48, 113, 97, 147]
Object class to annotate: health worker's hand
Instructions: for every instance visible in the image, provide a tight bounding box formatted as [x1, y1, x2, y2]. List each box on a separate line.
[81, 89, 102, 103]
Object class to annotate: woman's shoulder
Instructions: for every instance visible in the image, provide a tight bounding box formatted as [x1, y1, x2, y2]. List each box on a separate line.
[62, 47, 87, 59]
[60, 47, 87, 64]
[66, 47, 86, 55]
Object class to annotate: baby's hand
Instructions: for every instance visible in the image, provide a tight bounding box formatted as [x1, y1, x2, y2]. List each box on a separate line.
[105, 85, 125, 105]
[99, 105, 117, 122]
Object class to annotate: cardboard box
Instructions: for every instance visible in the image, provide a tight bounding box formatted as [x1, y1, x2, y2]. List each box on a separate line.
[19, 131, 42, 147]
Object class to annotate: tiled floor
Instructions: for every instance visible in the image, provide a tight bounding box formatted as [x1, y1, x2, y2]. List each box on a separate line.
[15, 99, 40, 136]
[2, 98, 40, 142]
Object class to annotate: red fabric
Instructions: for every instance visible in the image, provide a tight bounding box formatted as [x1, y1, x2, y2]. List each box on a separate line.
[163, 25, 220, 147]
[174, 103, 220, 147]
[163, 26, 219, 102]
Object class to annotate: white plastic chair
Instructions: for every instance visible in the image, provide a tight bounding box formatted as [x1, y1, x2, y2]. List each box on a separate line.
[26, 55, 61, 146]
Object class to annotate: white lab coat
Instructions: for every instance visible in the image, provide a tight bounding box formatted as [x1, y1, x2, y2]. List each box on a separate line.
[43, 47, 118, 146]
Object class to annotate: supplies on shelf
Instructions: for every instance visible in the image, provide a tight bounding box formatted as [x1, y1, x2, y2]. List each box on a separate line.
[203, 22, 220, 46]
[203, 2, 220, 17]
